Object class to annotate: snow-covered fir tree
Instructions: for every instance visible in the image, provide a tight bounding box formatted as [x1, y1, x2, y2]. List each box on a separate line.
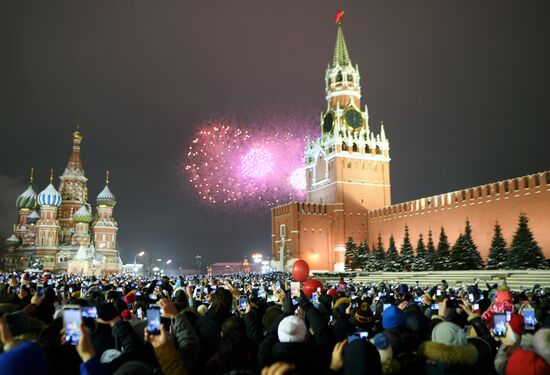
[435, 227, 451, 270]
[486, 222, 508, 270]
[357, 241, 369, 271]
[373, 234, 385, 271]
[400, 225, 415, 271]
[384, 235, 401, 271]
[425, 230, 436, 271]
[344, 237, 357, 271]
[508, 214, 548, 269]
[461, 220, 484, 269]
[413, 233, 428, 271]
[449, 232, 466, 269]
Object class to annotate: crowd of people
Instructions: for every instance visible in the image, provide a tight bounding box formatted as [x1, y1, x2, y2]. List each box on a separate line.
[0, 270, 549, 375]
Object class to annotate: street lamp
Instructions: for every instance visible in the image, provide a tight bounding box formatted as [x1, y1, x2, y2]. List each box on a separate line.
[166, 259, 172, 265]
[134, 251, 145, 275]
[252, 253, 263, 264]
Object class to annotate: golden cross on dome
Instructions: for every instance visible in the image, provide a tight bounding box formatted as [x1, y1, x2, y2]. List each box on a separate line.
[49, 168, 54, 184]
[29, 167, 34, 184]
[105, 170, 110, 185]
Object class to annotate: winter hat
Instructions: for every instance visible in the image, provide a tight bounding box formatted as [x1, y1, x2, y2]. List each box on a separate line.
[277, 315, 307, 343]
[98, 302, 119, 322]
[120, 309, 132, 321]
[496, 289, 513, 304]
[398, 284, 409, 296]
[333, 297, 351, 312]
[123, 292, 136, 305]
[197, 304, 208, 316]
[505, 349, 550, 375]
[382, 306, 406, 330]
[328, 288, 338, 297]
[353, 302, 374, 328]
[431, 322, 467, 346]
[508, 313, 525, 336]
[372, 333, 393, 363]
[344, 339, 383, 375]
[332, 318, 355, 342]
[532, 328, 550, 364]
[0, 341, 48, 375]
[5, 311, 31, 337]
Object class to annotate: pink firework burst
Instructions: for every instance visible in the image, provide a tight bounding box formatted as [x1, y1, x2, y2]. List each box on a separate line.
[182, 112, 317, 209]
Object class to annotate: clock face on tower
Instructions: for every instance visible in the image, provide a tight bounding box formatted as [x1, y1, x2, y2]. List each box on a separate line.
[344, 108, 363, 130]
[323, 111, 334, 133]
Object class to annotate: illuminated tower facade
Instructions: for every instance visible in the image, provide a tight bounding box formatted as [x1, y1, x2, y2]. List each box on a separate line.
[92, 172, 121, 273]
[58, 125, 90, 244]
[35, 171, 62, 254]
[305, 11, 391, 211]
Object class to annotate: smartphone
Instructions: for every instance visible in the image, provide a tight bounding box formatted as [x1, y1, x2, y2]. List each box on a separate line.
[290, 282, 300, 299]
[431, 303, 439, 310]
[146, 305, 161, 335]
[447, 299, 459, 308]
[276, 281, 281, 291]
[239, 295, 249, 312]
[136, 291, 142, 296]
[81, 306, 98, 319]
[37, 284, 44, 297]
[522, 308, 536, 330]
[116, 287, 123, 292]
[63, 305, 82, 345]
[311, 292, 319, 304]
[347, 331, 369, 343]
[69, 287, 73, 293]
[137, 307, 143, 319]
[436, 289, 442, 296]
[203, 287, 208, 294]
[257, 288, 265, 299]
[415, 296, 422, 305]
[468, 294, 474, 302]
[194, 287, 201, 298]
[149, 293, 158, 301]
[505, 311, 512, 322]
[383, 304, 391, 311]
[317, 287, 321, 294]
[472, 303, 479, 310]
[493, 313, 507, 337]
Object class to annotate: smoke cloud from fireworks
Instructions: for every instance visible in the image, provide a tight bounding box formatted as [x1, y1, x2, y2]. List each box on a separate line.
[183, 114, 316, 209]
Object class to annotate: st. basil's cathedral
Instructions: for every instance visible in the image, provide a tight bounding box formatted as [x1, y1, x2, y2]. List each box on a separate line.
[3, 125, 122, 275]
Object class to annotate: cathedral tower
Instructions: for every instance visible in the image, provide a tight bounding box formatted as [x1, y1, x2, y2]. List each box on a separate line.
[305, 11, 391, 211]
[58, 123, 90, 244]
[36, 170, 62, 254]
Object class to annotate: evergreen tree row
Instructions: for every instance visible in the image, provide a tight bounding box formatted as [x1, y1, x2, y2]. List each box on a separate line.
[344, 213, 547, 271]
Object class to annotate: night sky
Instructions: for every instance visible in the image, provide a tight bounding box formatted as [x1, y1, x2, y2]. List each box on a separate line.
[1, 1, 549, 266]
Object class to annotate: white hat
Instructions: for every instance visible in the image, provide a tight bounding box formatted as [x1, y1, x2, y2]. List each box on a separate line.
[532, 328, 550, 364]
[277, 315, 307, 343]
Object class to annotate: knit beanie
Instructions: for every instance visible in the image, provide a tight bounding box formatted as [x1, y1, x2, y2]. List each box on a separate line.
[505, 349, 550, 375]
[98, 302, 119, 321]
[431, 322, 467, 346]
[353, 302, 374, 328]
[278, 315, 307, 343]
[372, 333, 393, 363]
[5, 311, 31, 337]
[0, 341, 48, 375]
[382, 306, 406, 330]
[532, 328, 550, 364]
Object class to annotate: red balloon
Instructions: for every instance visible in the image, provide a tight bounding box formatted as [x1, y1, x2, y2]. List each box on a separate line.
[291, 259, 309, 282]
[302, 279, 324, 298]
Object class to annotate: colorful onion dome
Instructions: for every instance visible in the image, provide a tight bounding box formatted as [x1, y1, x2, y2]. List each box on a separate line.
[27, 210, 40, 224]
[5, 234, 20, 248]
[16, 185, 37, 209]
[73, 205, 93, 223]
[37, 183, 62, 207]
[97, 185, 116, 207]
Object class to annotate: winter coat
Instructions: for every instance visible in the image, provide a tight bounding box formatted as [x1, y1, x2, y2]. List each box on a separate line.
[382, 326, 420, 356]
[418, 340, 481, 375]
[195, 307, 231, 362]
[173, 311, 201, 371]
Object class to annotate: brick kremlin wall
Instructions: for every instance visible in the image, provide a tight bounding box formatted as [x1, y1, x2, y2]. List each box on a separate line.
[368, 171, 550, 259]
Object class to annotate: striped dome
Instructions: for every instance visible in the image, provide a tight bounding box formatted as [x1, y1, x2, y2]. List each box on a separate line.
[37, 184, 62, 207]
[16, 185, 37, 209]
[73, 205, 93, 223]
[97, 185, 116, 206]
[27, 210, 40, 224]
[5, 234, 20, 247]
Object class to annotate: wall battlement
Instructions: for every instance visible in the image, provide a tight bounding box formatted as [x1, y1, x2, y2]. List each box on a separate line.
[369, 171, 550, 222]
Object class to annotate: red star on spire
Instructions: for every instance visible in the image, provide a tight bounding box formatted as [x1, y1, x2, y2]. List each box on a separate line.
[335, 9, 345, 24]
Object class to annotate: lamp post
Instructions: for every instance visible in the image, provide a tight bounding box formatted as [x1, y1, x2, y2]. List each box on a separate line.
[134, 251, 145, 275]
[166, 259, 172, 265]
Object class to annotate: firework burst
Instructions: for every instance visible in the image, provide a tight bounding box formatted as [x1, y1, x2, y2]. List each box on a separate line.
[182, 113, 316, 209]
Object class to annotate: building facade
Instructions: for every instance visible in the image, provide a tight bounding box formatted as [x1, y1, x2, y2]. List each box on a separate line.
[271, 15, 550, 272]
[3, 126, 122, 274]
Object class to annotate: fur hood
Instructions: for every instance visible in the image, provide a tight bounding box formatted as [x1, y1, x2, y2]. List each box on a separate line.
[419, 341, 478, 365]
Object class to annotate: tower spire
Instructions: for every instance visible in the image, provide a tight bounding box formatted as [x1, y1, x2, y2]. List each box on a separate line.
[29, 167, 34, 184]
[105, 170, 110, 186]
[49, 168, 54, 184]
[332, 10, 352, 67]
